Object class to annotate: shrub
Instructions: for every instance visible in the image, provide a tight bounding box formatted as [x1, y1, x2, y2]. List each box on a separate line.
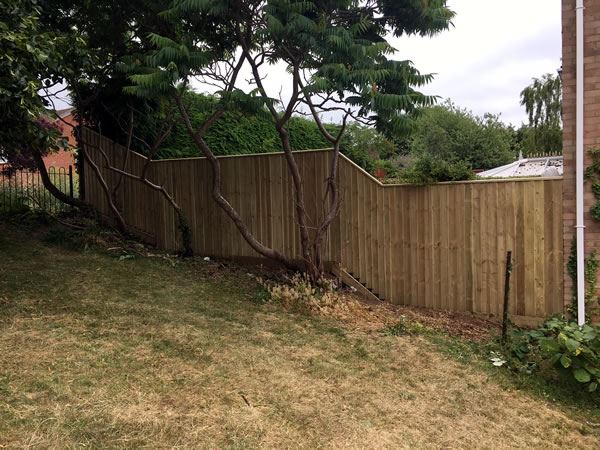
[154, 94, 334, 158]
[507, 317, 600, 393]
[406, 101, 517, 170]
[340, 123, 400, 177]
[0, 189, 30, 215]
[397, 154, 475, 184]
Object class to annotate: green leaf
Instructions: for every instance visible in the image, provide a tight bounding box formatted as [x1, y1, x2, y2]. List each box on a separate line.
[573, 368, 592, 383]
[540, 339, 560, 354]
[565, 338, 581, 353]
[589, 382, 598, 393]
[560, 354, 572, 368]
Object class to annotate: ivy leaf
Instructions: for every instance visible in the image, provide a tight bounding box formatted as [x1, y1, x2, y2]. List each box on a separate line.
[573, 368, 592, 383]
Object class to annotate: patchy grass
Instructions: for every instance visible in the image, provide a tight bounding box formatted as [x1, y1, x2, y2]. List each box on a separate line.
[1, 221, 599, 448]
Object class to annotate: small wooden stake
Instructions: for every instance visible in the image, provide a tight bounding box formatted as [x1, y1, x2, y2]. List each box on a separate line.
[502, 251, 513, 344]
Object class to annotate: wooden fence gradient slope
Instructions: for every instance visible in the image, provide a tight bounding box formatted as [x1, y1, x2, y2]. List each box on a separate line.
[82, 128, 564, 322]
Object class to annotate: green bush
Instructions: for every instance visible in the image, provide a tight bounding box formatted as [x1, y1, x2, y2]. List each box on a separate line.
[340, 123, 400, 177]
[405, 101, 517, 171]
[508, 317, 600, 394]
[155, 94, 334, 158]
[397, 154, 474, 184]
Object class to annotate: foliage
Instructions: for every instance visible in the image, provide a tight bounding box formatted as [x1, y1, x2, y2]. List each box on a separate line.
[507, 317, 600, 394]
[515, 124, 562, 157]
[36, 0, 175, 174]
[124, 0, 454, 134]
[0, 191, 30, 216]
[403, 101, 517, 171]
[585, 147, 600, 222]
[340, 124, 400, 177]
[567, 238, 599, 320]
[397, 154, 474, 184]
[151, 93, 334, 158]
[520, 73, 562, 130]
[518, 73, 562, 156]
[144, 95, 400, 179]
[0, 0, 69, 169]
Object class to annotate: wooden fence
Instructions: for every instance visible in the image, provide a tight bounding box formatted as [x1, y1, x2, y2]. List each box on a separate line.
[83, 128, 564, 322]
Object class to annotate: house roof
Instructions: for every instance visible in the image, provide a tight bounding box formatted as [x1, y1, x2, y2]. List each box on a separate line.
[478, 156, 563, 178]
[54, 107, 75, 119]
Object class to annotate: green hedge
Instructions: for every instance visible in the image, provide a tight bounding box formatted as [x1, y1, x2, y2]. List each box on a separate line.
[156, 94, 336, 159]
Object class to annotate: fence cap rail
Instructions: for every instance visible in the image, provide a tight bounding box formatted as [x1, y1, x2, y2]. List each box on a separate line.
[152, 147, 335, 163]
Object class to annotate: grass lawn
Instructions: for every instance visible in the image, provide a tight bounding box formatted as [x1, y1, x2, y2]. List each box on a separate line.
[1, 219, 599, 448]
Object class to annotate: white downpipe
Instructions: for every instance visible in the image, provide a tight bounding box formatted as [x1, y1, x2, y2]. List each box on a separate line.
[576, 0, 586, 326]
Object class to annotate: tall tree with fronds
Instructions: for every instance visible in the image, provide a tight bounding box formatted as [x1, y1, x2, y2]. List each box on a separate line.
[519, 73, 562, 155]
[126, 0, 454, 280]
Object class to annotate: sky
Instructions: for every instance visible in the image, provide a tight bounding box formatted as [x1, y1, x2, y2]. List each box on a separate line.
[390, 0, 562, 126]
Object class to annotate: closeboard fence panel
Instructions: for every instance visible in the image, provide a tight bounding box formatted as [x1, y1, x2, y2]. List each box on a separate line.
[335, 157, 564, 321]
[82, 128, 564, 321]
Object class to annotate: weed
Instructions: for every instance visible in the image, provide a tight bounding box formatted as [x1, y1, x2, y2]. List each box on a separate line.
[382, 316, 428, 336]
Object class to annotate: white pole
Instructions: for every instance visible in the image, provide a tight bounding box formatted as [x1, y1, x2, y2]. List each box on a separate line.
[576, 0, 586, 326]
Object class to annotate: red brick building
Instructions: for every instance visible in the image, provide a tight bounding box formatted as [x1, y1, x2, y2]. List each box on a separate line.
[0, 107, 77, 171]
[44, 107, 77, 169]
[562, 0, 600, 316]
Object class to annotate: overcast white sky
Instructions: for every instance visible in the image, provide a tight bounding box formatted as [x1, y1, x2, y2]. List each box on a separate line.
[391, 0, 562, 126]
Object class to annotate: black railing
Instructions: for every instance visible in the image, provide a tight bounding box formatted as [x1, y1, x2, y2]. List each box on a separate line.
[0, 166, 78, 214]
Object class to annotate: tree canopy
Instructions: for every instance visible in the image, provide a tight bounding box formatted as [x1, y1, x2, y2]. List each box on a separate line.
[518, 73, 562, 156]
[405, 101, 517, 170]
[0, 0, 68, 170]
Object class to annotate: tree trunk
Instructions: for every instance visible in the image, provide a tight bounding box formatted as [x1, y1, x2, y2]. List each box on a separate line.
[275, 126, 320, 280]
[175, 96, 299, 270]
[79, 144, 128, 233]
[33, 152, 88, 211]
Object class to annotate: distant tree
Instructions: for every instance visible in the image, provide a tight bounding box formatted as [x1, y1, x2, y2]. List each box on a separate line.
[340, 124, 399, 177]
[406, 101, 516, 171]
[518, 73, 562, 156]
[398, 154, 474, 184]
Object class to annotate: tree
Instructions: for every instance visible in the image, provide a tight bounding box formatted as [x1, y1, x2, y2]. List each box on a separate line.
[519, 73, 562, 156]
[340, 123, 399, 177]
[406, 101, 516, 171]
[0, 0, 94, 209]
[0, 0, 64, 164]
[125, 0, 454, 280]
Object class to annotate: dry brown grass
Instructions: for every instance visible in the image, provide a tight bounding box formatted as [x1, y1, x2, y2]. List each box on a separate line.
[1, 222, 599, 448]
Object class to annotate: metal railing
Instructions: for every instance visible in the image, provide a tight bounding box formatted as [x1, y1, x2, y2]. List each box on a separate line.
[0, 166, 77, 214]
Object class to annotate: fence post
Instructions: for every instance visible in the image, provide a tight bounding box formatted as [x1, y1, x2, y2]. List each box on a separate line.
[501, 251, 513, 344]
[68, 165, 74, 198]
